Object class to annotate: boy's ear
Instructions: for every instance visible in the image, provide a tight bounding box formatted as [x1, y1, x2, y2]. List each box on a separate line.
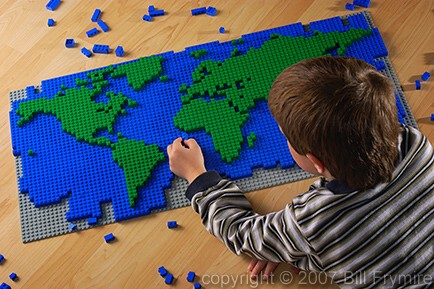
[306, 153, 325, 174]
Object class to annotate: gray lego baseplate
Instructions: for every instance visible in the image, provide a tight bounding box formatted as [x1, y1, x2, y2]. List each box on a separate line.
[11, 11, 418, 243]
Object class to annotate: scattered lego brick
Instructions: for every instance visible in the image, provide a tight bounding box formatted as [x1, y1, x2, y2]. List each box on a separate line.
[191, 7, 206, 15]
[158, 266, 168, 277]
[91, 9, 102, 22]
[104, 233, 115, 243]
[47, 18, 55, 27]
[86, 28, 100, 38]
[0, 282, 11, 289]
[219, 27, 225, 34]
[415, 80, 421, 90]
[142, 14, 152, 22]
[115, 46, 124, 57]
[46, 0, 60, 11]
[206, 6, 217, 16]
[167, 221, 177, 229]
[345, 3, 355, 10]
[97, 20, 109, 32]
[186, 271, 195, 282]
[165, 273, 174, 284]
[430, 114, 434, 121]
[149, 9, 165, 17]
[9, 273, 17, 282]
[69, 223, 77, 231]
[194, 283, 201, 289]
[81, 47, 93, 58]
[421, 72, 431, 81]
[148, 5, 155, 12]
[93, 44, 110, 54]
[353, 0, 371, 8]
[65, 39, 75, 48]
[88, 217, 98, 225]
[0, 254, 5, 264]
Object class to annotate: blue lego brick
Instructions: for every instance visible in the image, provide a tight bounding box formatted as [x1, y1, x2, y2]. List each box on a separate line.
[187, 271, 195, 282]
[86, 28, 100, 38]
[142, 14, 152, 22]
[92, 44, 110, 54]
[354, 0, 371, 8]
[9, 273, 17, 281]
[421, 72, 430, 81]
[65, 39, 75, 48]
[158, 266, 168, 277]
[167, 221, 177, 229]
[149, 9, 165, 17]
[97, 20, 109, 32]
[88, 217, 98, 225]
[415, 80, 421, 90]
[91, 9, 102, 22]
[206, 6, 217, 16]
[219, 27, 225, 34]
[0, 283, 11, 289]
[345, 3, 355, 11]
[191, 7, 206, 15]
[148, 5, 155, 12]
[431, 114, 434, 121]
[81, 47, 92, 57]
[9, 12, 417, 242]
[165, 273, 174, 284]
[48, 18, 55, 27]
[115, 46, 124, 57]
[194, 283, 201, 289]
[0, 254, 4, 263]
[104, 233, 115, 243]
[46, 0, 60, 11]
[69, 223, 77, 231]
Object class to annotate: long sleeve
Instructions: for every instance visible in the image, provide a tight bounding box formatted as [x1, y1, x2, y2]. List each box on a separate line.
[186, 171, 324, 271]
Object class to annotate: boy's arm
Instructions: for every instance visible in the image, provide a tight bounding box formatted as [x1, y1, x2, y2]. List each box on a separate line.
[167, 138, 321, 271]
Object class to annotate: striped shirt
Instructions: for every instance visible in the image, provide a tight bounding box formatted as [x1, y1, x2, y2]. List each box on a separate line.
[185, 125, 434, 288]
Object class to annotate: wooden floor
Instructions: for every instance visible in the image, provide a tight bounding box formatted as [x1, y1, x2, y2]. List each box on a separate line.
[0, 0, 432, 288]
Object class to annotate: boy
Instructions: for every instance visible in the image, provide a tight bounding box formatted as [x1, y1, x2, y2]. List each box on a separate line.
[167, 57, 434, 288]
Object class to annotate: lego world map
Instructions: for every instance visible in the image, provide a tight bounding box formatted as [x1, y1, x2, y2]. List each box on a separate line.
[10, 13, 407, 234]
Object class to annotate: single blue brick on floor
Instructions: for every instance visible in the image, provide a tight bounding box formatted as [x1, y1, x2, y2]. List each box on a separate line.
[104, 233, 115, 243]
[148, 5, 155, 12]
[206, 6, 217, 16]
[86, 28, 100, 38]
[421, 72, 430, 81]
[91, 9, 102, 22]
[0, 282, 11, 289]
[0, 254, 4, 263]
[150, 9, 165, 17]
[186, 271, 195, 282]
[430, 114, 434, 121]
[142, 14, 152, 22]
[158, 266, 168, 277]
[65, 39, 75, 48]
[115, 46, 124, 57]
[93, 44, 110, 54]
[69, 223, 77, 231]
[194, 283, 201, 289]
[191, 7, 206, 15]
[219, 27, 225, 34]
[415, 80, 421, 90]
[48, 18, 55, 27]
[9, 273, 17, 281]
[46, 0, 60, 11]
[88, 217, 98, 225]
[97, 20, 109, 32]
[345, 3, 355, 10]
[165, 273, 174, 284]
[81, 47, 92, 57]
[353, 0, 371, 8]
[167, 221, 177, 229]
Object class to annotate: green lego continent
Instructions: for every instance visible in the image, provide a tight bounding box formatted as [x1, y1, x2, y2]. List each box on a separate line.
[112, 137, 165, 207]
[174, 28, 372, 163]
[16, 55, 166, 207]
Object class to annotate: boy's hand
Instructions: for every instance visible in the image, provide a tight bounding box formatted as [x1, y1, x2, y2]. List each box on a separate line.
[248, 258, 279, 279]
[167, 137, 206, 184]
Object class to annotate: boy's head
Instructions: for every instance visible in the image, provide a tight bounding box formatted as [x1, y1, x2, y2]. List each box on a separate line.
[268, 56, 400, 190]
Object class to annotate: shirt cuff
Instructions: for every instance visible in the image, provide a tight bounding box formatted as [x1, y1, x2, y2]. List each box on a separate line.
[185, 170, 223, 201]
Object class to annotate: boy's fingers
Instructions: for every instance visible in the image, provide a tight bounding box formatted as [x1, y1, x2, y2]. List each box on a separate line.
[248, 259, 258, 272]
[184, 138, 198, 148]
[250, 260, 267, 278]
[264, 262, 279, 278]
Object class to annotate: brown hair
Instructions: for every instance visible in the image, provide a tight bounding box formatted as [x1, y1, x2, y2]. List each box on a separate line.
[268, 56, 400, 190]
